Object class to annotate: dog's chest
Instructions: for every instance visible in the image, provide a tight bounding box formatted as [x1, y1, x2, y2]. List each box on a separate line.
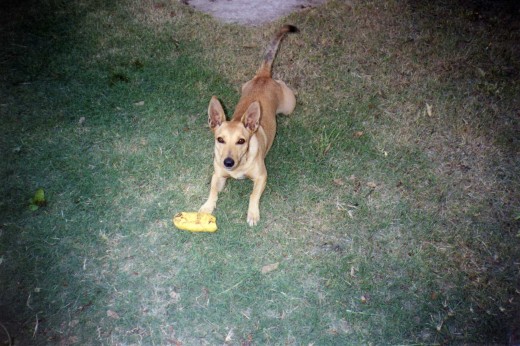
[228, 171, 247, 180]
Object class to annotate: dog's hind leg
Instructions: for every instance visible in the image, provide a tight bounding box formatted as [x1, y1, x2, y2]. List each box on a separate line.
[275, 80, 296, 115]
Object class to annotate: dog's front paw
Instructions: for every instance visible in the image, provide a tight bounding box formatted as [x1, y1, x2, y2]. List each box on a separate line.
[199, 201, 215, 215]
[247, 207, 260, 227]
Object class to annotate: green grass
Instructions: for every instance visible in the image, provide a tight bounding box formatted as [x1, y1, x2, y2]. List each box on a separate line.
[1, 0, 519, 344]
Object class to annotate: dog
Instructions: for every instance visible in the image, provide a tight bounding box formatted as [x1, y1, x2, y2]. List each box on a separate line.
[199, 25, 298, 226]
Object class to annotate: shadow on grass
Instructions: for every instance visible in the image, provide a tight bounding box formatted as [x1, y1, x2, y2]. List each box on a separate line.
[0, 0, 226, 343]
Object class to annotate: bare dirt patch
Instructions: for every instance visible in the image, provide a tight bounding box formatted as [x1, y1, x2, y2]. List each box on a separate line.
[185, 0, 328, 26]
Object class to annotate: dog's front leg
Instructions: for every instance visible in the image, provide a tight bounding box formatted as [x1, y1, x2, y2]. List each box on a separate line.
[247, 175, 267, 226]
[200, 173, 226, 215]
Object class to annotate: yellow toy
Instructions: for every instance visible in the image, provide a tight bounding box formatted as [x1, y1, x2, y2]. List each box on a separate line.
[173, 212, 217, 232]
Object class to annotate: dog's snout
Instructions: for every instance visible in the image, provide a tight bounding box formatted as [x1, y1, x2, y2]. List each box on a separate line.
[223, 157, 235, 168]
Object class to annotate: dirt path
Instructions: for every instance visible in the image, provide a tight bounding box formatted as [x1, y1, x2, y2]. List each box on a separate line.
[185, 0, 327, 26]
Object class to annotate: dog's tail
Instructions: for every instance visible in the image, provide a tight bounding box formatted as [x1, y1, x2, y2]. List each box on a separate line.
[255, 24, 298, 78]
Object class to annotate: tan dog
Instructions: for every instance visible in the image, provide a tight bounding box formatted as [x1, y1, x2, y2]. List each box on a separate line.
[199, 25, 298, 226]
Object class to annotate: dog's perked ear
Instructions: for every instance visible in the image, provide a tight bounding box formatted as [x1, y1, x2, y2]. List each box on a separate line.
[241, 101, 261, 133]
[208, 96, 226, 130]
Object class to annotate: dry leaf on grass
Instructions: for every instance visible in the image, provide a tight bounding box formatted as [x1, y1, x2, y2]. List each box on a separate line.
[68, 319, 79, 328]
[350, 266, 356, 277]
[366, 182, 377, 189]
[261, 262, 279, 274]
[333, 178, 345, 186]
[107, 310, 120, 319]
[426, 103, 433, 117]
[169, 291, 181, 303]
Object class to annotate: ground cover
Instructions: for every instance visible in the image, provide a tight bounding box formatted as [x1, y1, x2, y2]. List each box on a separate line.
[1, 0, 519, 344]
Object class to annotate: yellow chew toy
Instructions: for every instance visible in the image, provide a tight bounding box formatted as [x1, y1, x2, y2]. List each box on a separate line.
[173, 212, 217, 232]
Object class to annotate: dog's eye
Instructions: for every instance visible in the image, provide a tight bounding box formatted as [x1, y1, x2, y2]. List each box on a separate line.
[237, 138, 246, 145]
[217, 137, 225, 144]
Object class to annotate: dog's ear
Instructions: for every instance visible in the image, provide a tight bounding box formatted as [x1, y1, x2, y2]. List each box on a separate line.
[241, 101, 261, 133]
[208, 96, 226, 130]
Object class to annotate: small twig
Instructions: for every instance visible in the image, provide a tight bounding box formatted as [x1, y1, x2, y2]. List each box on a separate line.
[11, 43, 28, 48]
[0, 322, 12, 346]
[33, 314, 39, 338]
[218, 280, 243, 295]
[345, 309, 379, 316]
[26, 293, 32, 310]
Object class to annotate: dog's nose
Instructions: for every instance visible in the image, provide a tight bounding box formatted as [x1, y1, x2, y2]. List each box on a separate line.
[223, 157, 235, 168]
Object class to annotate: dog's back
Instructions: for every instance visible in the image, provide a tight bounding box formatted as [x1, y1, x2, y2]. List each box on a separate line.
[231, 25, 299, 153]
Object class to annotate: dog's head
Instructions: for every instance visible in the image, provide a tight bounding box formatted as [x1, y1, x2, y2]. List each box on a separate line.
[207, 96, 260, 171]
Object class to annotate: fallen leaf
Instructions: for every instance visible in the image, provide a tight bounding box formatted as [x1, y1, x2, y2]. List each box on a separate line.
[134, 101, 145, 106]
[32, 188, 46, 204]
[169, 291, 181, 303]
[107, 310, 120, 319]
[29, 188, 46, 210]
[426, 103, 433, 117]
[354, 181, 362, 193]
[323, 142, 332, 155]
[242, 334, 253, 346]
[69, 319, 79, 328]
[261, 262, 279, 274]
[333, 178, 345, 186]
[353, 131, 364, 138]
[366, 182, 377, 189]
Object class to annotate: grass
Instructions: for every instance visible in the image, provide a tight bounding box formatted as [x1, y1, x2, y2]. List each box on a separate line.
[1, 0, 519, 344]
